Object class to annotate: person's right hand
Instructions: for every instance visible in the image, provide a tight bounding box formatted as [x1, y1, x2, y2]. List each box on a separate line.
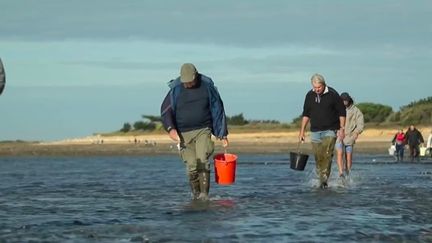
[168, 129, 179, 142]
[298, 131, 305, 143]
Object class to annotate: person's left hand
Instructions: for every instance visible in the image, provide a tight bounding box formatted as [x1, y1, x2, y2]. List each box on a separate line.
[353, 132, 359, 140]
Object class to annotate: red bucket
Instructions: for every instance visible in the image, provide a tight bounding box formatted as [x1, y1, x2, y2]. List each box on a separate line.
[213, 153, 237, 185]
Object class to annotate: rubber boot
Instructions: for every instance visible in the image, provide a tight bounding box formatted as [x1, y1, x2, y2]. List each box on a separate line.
[188, 172, 200, 200]
[198, 171, 210, 201]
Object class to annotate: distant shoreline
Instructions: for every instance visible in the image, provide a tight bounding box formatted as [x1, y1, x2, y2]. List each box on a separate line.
[0, 140, 390, 157]
[0, 127, 412, 156]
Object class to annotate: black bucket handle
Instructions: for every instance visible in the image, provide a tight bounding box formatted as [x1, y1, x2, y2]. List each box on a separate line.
[296, 140, 302, 154]
[295, 141, 303, 168]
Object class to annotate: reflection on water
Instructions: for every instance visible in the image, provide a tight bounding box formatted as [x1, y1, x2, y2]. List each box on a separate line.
[0, 155, 432, 242]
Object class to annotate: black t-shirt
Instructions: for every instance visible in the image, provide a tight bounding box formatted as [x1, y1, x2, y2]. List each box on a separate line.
[302, 87, 346, 132]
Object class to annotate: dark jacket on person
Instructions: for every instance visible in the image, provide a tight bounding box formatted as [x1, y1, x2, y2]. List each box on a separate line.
[160, 73, 228, 139]
[302, 86, 346, 132]
[0, 58, 5, 95]
[405, 128, 424, 146]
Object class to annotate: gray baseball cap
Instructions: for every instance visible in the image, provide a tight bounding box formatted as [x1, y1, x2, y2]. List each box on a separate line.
[180, 63, 197, 83]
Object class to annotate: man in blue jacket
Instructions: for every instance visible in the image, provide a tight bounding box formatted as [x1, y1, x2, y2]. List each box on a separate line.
[161, 63, 229, 200]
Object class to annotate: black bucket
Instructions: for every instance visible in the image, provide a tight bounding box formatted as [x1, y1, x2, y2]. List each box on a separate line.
[290, 152, 309, 171]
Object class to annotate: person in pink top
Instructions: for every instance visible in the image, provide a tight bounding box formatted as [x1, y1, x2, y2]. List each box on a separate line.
[392, 129, 406, 162]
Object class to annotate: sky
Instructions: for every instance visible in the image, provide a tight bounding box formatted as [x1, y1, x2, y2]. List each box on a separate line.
[0, 0, 431, 141]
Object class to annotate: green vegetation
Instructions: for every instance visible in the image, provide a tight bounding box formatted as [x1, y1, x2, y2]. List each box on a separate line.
[387, 97, 432, 125]
[0, 140, 36, 144]
[113, 96, 432, 135]
[226, 113, 281, 126]
[118, 115, 164, 134]
[401, 97, 432, 110]
[356, 103, 393, 123]
[133, 121, 156, 131]
[226, 113, 248, 125]
[120, 123, 132, 133]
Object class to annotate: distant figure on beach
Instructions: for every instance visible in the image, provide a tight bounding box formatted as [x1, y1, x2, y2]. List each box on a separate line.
[299, 73, 346, 189]
[160, 63, 229, 200]
[0, 58, 5, 95]
[336, 92, 364, 177]
[405, 125, 424, 162]
[427, 130, 432, 156]
[391, 129, 406, 161]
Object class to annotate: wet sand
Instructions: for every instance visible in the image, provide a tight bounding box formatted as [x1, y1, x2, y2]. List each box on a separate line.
[3, 127, 416, 156]
[0, 132, 391, 157]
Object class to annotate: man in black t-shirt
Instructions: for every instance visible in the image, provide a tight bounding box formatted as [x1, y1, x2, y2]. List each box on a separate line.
[299, 73, 346, 189]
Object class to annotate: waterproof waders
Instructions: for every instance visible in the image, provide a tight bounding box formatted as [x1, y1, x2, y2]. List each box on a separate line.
[180, 128, 214, 200]
[188, 172, 201, 200]
[198, 171, 210, 200]
[312, 136, 336, 188]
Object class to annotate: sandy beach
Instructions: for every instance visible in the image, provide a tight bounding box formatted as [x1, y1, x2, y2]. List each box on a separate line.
[2, 127, 424, 156]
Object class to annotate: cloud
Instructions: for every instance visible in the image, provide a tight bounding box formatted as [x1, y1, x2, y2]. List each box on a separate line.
[1, 1, 431, 48]
[2, 39, 347, 86]
[2, 37, 430, 90]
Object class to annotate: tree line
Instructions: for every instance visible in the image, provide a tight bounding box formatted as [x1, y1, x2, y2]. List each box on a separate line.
[119, 96, 432, 133]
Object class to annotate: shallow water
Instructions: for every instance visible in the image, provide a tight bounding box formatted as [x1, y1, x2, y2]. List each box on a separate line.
[1, 154, 432, 242]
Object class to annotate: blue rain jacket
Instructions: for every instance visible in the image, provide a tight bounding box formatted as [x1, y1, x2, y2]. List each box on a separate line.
[160, 74, 228, 138]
